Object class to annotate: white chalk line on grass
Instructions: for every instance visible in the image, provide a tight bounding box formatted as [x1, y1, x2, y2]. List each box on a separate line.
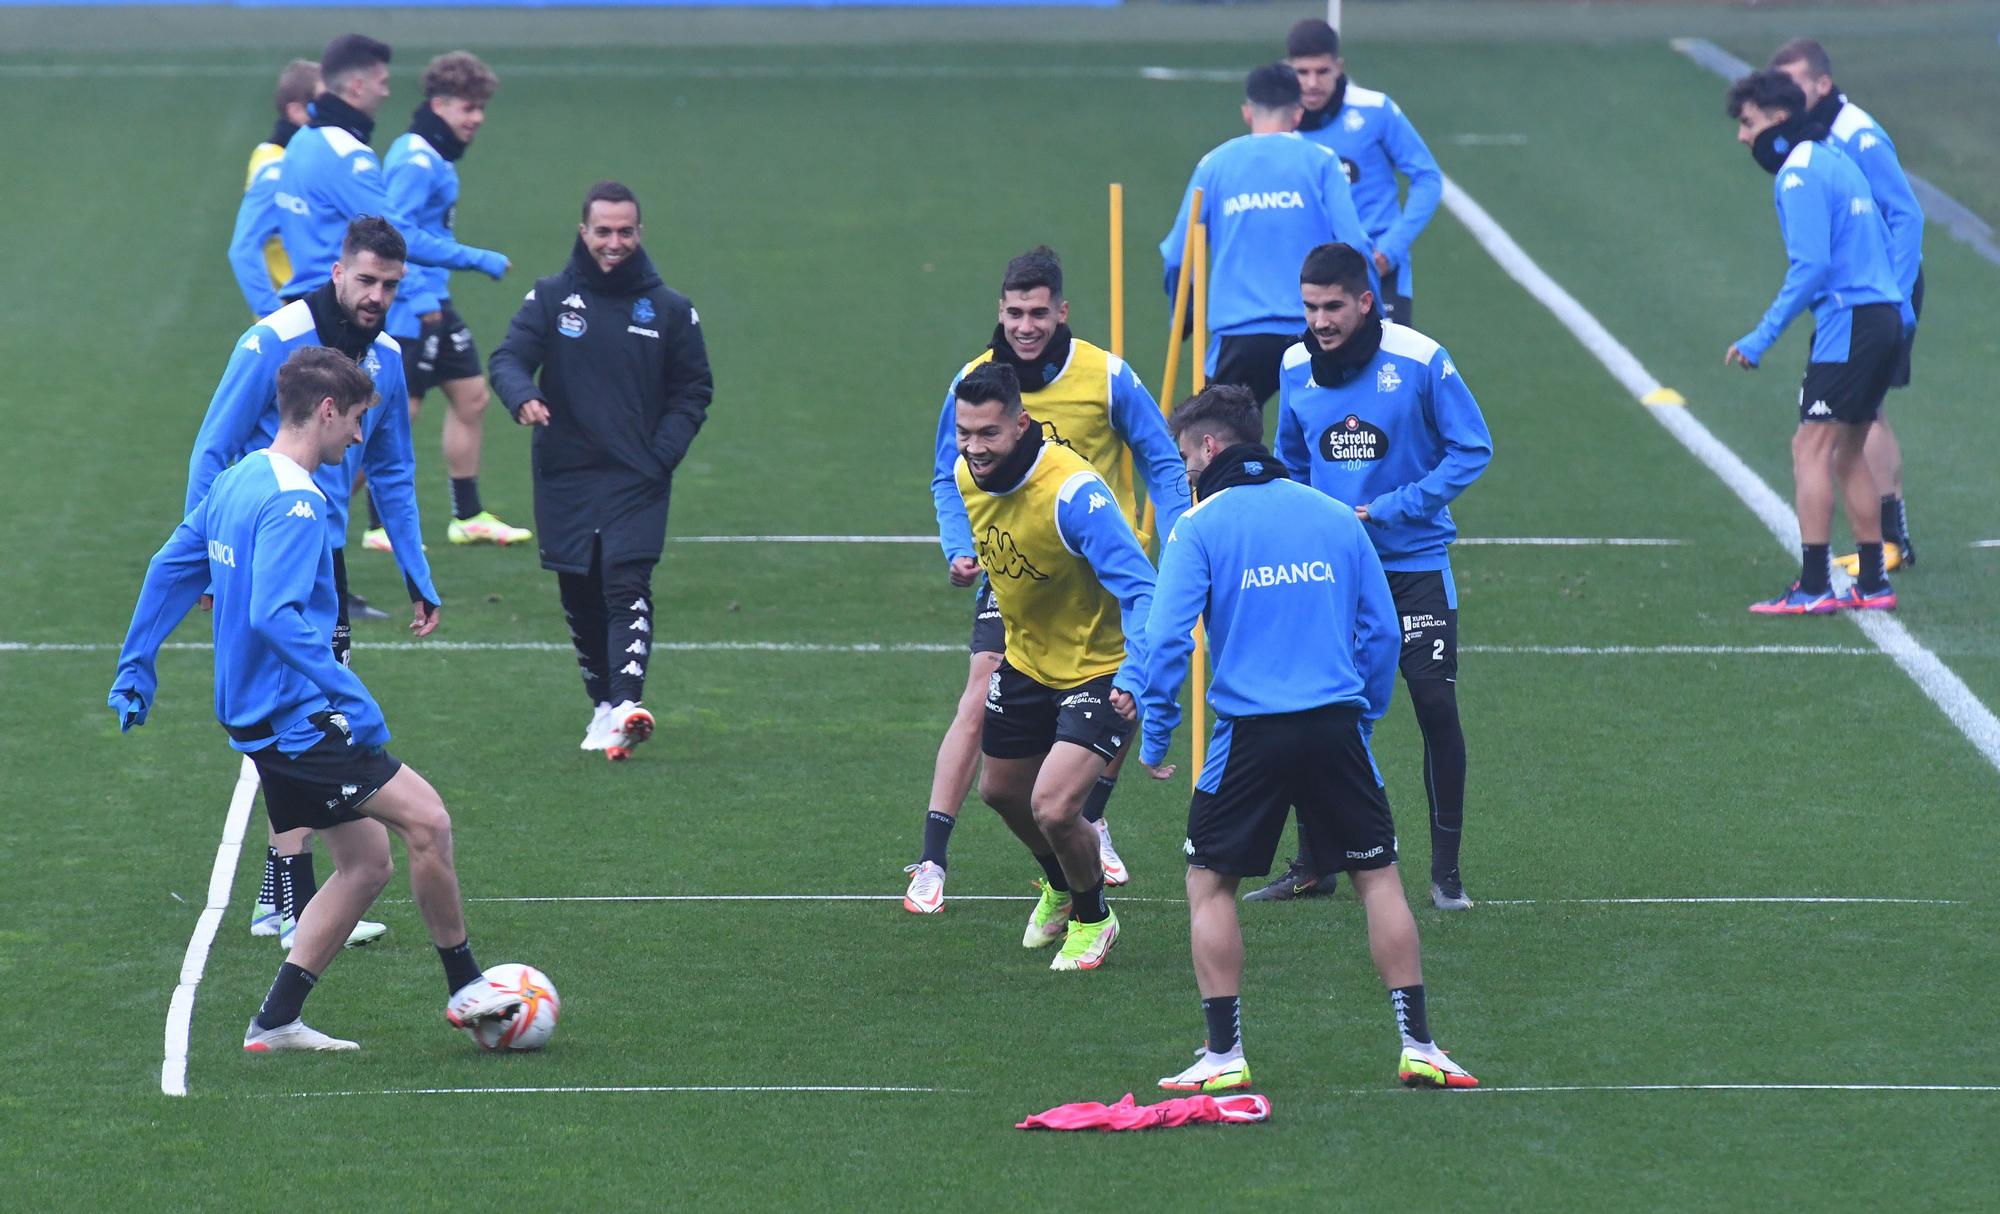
[1439, 174, 2000, 775]
[282, 1085, 959, 1099]
[271, 1082, 1998, 1101]
[2, 640, 1877, 657]
[161, 756, 259, 1098]
[447, 894, 1962, 907]
[1454, 1084, 2000, 1095]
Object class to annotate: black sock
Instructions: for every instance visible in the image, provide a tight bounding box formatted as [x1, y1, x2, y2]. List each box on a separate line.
[920, 810, 955, 869]
[450, 477, 483, 521]
[1033, 852, 1069, 893]
[254, 961, 319, 1030]
[1881, 495, 1908, 547]
[1858, 541, 1887, 591]
[1202, 995, 1242, 1056]
[275, 852, 317, 922]
[1391, 985, 1431, 1045]
[1072, 879, 1108, 924]
[438, 938, 482, 995]
[365, 491, 382, 531]
[1799, 543, 1832, 595]
[257, 846, 279, 909]
[1080, 776, 1115, 825]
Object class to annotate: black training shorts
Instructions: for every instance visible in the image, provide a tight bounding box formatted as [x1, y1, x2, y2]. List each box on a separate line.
[1387, 568, 1457, 682]
[1185, 703, 1397, 878]
[402, 303, 482, 398]
[1211, 333, 1297, 407]
[1799, 303, 1902, 425]
[969, 578, 1003, 656]
[982, 661, 1130, 762]
[1378, 263, 1414, 328]
[331, 547, 353, 667]
[248, 711, 403, 833]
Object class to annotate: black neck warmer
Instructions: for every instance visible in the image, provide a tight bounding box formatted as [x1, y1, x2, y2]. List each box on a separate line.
[975, 417, 1046, 494]
[1803, 87, 1843, 134]
[269, 118, 300, 149]
[304, 282, 380, 362]
[1305, 311, 1385, 388]
[1195, 442, 1288, 501]
[1750, 111, 1831, 175]
[1297, 74, 1350, 133]
[567, 236, 659, 296]
[408, 102, 467, 162]
[308, 92, 375, 144]
[988, 324, 1074, 394]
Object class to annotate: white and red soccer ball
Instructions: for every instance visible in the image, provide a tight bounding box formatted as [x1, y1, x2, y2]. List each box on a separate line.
[466, 963, 561, 1052]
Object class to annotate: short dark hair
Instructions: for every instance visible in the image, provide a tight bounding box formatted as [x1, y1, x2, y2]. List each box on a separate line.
[1726, 70, 1806, 121]
[340, 214, 406, 264]
[277, 346, 376, 426]
[1286, 19, 1340, 60]
[1769, 38, 1833, 80]
[582, 180, 642, 224]
[954, 363, 1023, 415]
[1000, 246, 1063, 300]
[274, 59, 320, 116]
[1300, 242, 1371, 294]
[1169, 384, 1261, 448]
[320, 34, 391, 88]
[422, 50, 498, 104]
[1245, 62, 1303, 110]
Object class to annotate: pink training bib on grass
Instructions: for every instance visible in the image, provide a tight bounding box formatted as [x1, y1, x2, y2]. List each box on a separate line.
[1016, 1091, 1271, 1131]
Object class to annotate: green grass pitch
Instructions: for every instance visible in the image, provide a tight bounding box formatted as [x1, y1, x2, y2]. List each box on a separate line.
[2, 3, 1997, 1209]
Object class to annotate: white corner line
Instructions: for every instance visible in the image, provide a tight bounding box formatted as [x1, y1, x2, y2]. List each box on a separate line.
[1439, 172, 2000, 775]
[443, 893, 1962, 907]
[162, 756, 260, 1097]
[278, 1084, 961, 1098]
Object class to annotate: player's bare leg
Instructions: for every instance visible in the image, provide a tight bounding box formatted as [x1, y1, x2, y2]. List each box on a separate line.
[1030, 742, 1119, 971]
[1350, 866, 1477, 1089]
[1161, 866, 1252, 1092]
[905, 650, 1002, 913]
[1840, 413, 1912, 574]
[438, 375, 530, 545]
[359, 765, 469, 948]
[283, 817, 394, 975]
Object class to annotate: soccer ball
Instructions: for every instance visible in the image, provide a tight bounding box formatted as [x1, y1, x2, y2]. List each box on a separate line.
[466, 963, 560, 1052]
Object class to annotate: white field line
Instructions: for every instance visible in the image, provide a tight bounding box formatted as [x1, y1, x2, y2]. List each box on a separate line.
[283, 1085, 956, 1098]
[1439, 174, 2000, 775]
[1451, 134, 1531, 147]
[162, 756, 259, 1098]
[272, 1082, 1999, 1100]
[674, 534, 936, 544]
[2, 640, 1875, 657]
[1669, 38, 2000, 267]
[1456, 1084, 2000, 1095]
[447, 894, 1962, 907]
[0, 62, 1244, 83]
[1973, 541, 2000, 549]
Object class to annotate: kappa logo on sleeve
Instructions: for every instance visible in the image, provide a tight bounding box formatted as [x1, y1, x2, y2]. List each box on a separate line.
[1782, 173, 1805, 191]
[411, 152, 432, 169]
[241, 335, 262, 353]
[286, 499, 317, 521]
[351, 157, 376, 175]
[1087, 492, 1109, 513]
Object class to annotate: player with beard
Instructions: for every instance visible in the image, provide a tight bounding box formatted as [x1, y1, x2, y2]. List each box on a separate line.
[1272, 243, 1492, 911]
[1285, 19, 1441, 327]
[186, 216, 441, 948]
[952, 364, 1157, 972]
[1724, 71, 1903, 615]
[1768, 39, 1925, 574]
[907, 246, 1189, 914]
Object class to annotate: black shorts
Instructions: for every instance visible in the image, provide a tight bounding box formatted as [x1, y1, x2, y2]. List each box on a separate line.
[1378, 263, 1414, 328]
[249, 711, 402, 833]
[1212, 332, 1297, 407]
[1386, 568, 1457, 682]
[982, 662, 1130, 762]
[969, 578, 1002, 655]
[331, 547, 353, 667]
[1891, 270, 1922, 390]
[401, 302, 482, 398]
[1800, 303, 1902, 425]
[1186, 703, 1397, 878]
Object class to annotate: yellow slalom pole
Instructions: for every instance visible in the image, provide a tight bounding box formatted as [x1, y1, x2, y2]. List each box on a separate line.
[1108, 183, 1125, 358]
[1145, 187, 1203, 544]
[1189, 219, 1210, 790]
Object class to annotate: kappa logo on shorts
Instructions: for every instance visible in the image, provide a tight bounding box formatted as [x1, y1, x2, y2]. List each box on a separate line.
[341, 783, 359, 799]
[1806, 400, 1833, 417]
[1183, 837, 1196, 856]
[557, 311, 587, 339]
[449, 328, 473, 352]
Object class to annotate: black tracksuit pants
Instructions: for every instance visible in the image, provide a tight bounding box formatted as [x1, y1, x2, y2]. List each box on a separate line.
[557, 536, 658, 707]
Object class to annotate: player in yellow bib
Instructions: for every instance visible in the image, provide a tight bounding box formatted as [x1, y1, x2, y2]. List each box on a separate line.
[906, 247, 1188, 915]
[951, 363, 1158, 971]
[228, 59, 321, 318]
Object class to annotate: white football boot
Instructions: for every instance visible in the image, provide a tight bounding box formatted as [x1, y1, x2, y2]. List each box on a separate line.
[604, 701, 655, 762]
[243, 1018, 359, 1053]
[580, 702, 616, 751]
[1095, 819, 1130, 886]
[446, 973, 524, 1029]
[902, 861, 946, 914]
[278, 915, 388, 950]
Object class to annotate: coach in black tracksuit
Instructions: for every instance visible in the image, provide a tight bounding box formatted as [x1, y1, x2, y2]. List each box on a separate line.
[489, 181, 713, 719]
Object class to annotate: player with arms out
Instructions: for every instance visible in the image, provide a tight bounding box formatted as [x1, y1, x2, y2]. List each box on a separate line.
[1139, 384, 1477, 1093]
[110, 347, 520, 1052]
[1724, 70, 1904, 614]
[953, 364, 1156, 971]
[907, 246, 1190, 914]
[1272, 243, 1492, 910]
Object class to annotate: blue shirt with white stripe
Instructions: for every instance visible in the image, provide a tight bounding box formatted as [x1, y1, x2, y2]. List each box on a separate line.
[1296, 83, 1443, 277]
[383, 131, 464, 338]
[1825, 98, 1924, 309]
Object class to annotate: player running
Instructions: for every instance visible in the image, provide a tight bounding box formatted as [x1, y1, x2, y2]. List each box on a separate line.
[1285, 18, 1442, 327]
[1159, 62, 1376, 406]
[1724, 70, 1904, 614]
[1272, 243, 1492, 911]
[1768, 39, 1926, 574]
[189, 216, 441, 948]
[1139, 384, 1477, 1092]
[375, 51, 531, 553]
[952, 364, 1156, 971]
[226, 58, 320, 318]
[111, 347, 518, 1052]
[907, 246, 1190, 914]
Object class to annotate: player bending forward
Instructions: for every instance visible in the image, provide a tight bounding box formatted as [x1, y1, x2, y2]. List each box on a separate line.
[110, 348, 520, 1051]
[953, 364, 1156, 972]
[1138, 385, 1477, 1091]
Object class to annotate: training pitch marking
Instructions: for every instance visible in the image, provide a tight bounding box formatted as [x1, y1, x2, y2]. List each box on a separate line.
[4, 641, 1877, 657]
[282, 1084, 960, 1098]
[1438, 175, 2000, 775]
[446, 894, 1962, 907]
[161, 757, 259, 1097]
